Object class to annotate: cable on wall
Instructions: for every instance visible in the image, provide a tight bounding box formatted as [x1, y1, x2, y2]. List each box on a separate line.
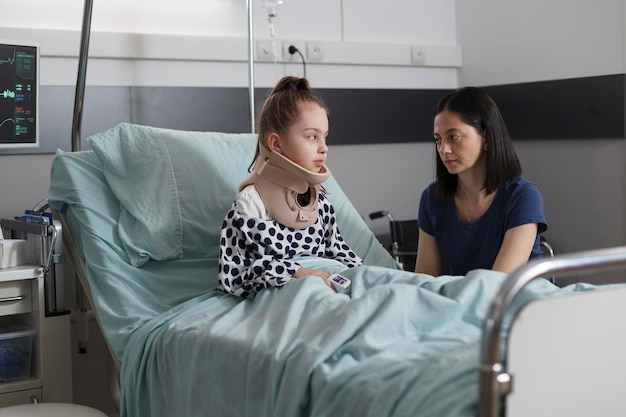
[288, 45, 306, 79]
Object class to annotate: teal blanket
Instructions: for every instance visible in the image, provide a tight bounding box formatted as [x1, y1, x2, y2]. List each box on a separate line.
[47, 124, 598, 417]
[121, 265, 589, 417]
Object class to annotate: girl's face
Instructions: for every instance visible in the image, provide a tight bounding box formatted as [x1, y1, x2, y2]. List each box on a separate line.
[270, 102, 329, 173]
[433, 110, 487, 176]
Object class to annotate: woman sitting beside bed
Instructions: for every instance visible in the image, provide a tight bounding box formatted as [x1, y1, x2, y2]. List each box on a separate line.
[415, 87, 547, 277]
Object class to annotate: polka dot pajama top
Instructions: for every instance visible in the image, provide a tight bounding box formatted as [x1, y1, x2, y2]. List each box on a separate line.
[217, 188, 363, 299]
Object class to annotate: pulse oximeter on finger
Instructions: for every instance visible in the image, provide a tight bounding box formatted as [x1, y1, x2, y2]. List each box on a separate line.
[329, 273, 351, 294]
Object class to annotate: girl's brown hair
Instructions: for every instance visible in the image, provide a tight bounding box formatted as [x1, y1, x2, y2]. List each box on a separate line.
[250, 76, 328, 171]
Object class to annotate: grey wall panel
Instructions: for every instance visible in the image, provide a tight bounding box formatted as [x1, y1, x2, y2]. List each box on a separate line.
[130, 87, 256, 134]
[484, 74, 625, 140]
[318, 88, 449, 145]
[129, 86, 446, 145]
[81, 87, 132, 148]
[0, 86, 131, 154]
[4, 75, 624, 155]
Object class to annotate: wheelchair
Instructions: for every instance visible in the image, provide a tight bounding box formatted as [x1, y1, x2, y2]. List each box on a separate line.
[369, 210, 418, 272]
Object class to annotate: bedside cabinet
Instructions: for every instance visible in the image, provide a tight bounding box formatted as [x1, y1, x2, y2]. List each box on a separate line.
[0, 266, 72, 407]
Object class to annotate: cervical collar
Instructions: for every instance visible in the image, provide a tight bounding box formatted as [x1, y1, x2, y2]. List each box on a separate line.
[239, 144, 331, 229]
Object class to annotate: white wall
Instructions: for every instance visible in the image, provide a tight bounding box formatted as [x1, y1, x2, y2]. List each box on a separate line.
[3, 0, 459, 89]
[456, 0, 626, 282]
[456, 0, 625, 86]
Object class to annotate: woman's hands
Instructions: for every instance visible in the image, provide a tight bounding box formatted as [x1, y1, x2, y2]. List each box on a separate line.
[492, 223, 539, 274]
[293, 267, 336, 292]
[415, 228, 442, 276]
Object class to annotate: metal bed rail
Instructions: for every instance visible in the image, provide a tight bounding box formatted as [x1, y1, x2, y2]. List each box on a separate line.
[55, 206, 122, 410]
[479, 245, 626, 417]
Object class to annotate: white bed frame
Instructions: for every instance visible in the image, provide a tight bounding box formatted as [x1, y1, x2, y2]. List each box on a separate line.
[481, 246, 626, 416]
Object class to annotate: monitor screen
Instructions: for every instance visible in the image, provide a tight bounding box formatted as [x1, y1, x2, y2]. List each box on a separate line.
[0, 41, 39, 149]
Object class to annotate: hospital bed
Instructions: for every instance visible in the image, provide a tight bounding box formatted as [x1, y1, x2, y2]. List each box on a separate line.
[47, 123, 626, 417]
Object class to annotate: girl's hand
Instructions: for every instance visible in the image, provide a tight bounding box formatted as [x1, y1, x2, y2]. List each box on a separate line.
[293, 267, 336, 292]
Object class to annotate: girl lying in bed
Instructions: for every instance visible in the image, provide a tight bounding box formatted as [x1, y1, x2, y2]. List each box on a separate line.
[217, 76, 362, 299]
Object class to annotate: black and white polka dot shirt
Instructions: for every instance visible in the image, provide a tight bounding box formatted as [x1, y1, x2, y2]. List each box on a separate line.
[217, 190, 363, 299]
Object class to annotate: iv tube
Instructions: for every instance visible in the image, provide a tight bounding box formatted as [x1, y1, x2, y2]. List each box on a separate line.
[261, 0, 283, 63]
[261, 0, 283, 38]
[261, 0, 284, 19]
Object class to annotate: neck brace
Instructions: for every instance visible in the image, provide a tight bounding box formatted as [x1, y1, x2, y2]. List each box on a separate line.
[239, 145, 331, 229]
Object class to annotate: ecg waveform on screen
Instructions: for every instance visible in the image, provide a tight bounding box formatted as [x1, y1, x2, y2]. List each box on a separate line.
[0, 118, 16, 141]
[0, 52, 15, 66]
[2, 90, 15, 99]
[0, 119, 15, 128]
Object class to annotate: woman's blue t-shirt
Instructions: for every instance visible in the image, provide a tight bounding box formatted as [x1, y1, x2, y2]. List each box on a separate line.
[418, 176, 547, 276]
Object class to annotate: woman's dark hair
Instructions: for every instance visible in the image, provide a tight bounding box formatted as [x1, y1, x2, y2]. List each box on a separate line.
[250, 76, 328, 171]
[433, 87, 521, 196]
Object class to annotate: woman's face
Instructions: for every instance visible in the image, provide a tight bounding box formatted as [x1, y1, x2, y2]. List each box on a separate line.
[271, 102, 329, 173]
[433, 110, 487, 175]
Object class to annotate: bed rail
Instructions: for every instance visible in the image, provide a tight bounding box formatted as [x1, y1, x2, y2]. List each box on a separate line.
[54, 206, 121, 411]
[479, 245, 626, 417]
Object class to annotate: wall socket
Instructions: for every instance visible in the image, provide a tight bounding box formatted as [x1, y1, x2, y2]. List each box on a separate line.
[410, 47, 426, 66]
[256, 40, 280, 61]
[283, 41, 306, 61]
[306, 43, 324, 62]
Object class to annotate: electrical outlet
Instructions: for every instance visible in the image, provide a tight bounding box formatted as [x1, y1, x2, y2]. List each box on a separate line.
[410, 47, 426, 66]
[306, 43, 324, 62]
[256, 40, 280, 61]
[283, 41, 306, 61]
